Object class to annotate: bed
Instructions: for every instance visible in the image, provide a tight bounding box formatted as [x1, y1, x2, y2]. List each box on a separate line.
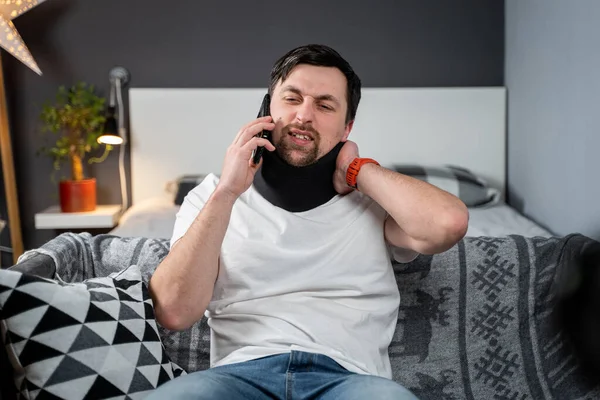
[109, 195, 552, 240]
[110, 87, 552, 240]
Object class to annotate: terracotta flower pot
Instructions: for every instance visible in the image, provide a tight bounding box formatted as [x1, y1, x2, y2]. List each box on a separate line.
[59, 178, 97, 213]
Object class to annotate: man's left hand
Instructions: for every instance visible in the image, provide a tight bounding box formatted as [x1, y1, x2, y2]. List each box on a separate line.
[333, 140, 359, 195]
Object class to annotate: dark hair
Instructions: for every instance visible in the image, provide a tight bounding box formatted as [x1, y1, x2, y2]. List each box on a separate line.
[268, 44, 361, 124]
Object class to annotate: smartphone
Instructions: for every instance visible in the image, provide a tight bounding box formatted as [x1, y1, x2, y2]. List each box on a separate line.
[252, 93, 271, 165]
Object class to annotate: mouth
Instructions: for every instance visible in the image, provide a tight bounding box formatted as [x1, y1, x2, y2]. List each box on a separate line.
[288, 128, 314, 143]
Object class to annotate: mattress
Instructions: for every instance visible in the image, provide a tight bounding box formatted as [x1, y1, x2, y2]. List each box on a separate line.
[110, 196, 553, 241]
[466, 203, 551, 238]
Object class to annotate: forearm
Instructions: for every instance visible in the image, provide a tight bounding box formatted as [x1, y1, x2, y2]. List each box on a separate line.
[149, 187, 236, 330]
[356, 164, 469, 253]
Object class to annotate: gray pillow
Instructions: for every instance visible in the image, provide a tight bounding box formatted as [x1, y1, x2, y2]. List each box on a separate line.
[0, 264, 185, 399]
[391, 164, 499, 207]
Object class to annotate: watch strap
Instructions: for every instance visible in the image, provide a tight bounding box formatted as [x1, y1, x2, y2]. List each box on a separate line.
[346, 158, 380, 189]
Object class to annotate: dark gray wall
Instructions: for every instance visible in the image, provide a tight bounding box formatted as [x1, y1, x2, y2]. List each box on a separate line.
[505, 0, 599, 240]
[1, 0, 504, 251]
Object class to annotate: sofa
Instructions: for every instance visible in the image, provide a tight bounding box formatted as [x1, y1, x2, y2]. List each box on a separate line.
[1, 232, 600, 399]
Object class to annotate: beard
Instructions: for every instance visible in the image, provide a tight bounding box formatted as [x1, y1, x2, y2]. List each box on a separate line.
[274, 123, 321, 167]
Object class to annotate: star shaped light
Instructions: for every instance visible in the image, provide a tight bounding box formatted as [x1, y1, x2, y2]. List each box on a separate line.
[0, 0, 47, 75]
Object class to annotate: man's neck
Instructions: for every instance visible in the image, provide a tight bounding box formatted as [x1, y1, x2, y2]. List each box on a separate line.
[253, 142, 344, 212]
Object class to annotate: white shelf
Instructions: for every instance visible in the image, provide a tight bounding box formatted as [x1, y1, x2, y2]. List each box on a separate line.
[35, 205, 122, 229]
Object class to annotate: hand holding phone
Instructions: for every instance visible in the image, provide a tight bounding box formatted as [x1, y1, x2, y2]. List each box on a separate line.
[217, 96, 274, 199]
[252, 93, 272, 165]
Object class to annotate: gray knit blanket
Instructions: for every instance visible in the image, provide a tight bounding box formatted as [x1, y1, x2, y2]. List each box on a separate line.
[17, 232, 600, 399]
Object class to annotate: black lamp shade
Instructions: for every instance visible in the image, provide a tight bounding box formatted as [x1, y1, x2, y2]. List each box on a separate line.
[98, 107, 123, 145]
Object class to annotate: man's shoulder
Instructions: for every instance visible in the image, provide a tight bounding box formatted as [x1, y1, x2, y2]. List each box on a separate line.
[192, 173, 220, 192]
[345, 189, 382, 214]
[204, 172, 220, 186]
[180, 173, 220, 208]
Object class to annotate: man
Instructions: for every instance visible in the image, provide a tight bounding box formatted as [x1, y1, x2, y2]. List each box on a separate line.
[148, 44, 469, 399]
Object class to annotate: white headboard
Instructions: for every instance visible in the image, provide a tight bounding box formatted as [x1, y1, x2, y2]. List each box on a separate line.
[128, 87, 506, 206]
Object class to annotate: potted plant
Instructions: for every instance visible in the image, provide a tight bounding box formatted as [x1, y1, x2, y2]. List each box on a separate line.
[38, 82, 113, 212]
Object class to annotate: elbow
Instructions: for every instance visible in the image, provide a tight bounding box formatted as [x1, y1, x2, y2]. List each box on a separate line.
[448, 204, 470, 242]
[419, 206, 469, 255]
[439, 205, 469, 250]
[153, 305, 191, 332]
[149, 281, 204, 332]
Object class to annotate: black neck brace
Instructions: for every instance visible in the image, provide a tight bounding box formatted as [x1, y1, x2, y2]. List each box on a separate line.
[253, 142, 344, 212]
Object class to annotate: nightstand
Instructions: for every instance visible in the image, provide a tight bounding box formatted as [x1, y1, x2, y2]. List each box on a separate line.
[35, 205, 122, 231]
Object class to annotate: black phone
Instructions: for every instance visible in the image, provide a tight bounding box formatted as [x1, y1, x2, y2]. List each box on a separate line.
[252, 93, 271, 165]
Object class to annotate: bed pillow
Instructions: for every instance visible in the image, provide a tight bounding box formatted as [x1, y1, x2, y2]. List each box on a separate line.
[0, 264, 185, 399]
[391, 164, 500, 207]
[173, 174, 207, 205]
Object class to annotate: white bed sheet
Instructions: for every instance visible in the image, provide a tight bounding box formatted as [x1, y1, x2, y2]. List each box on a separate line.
[466, 203, 552, 238]
[110, 197, 553, 241]
[110, 196, 179, 240]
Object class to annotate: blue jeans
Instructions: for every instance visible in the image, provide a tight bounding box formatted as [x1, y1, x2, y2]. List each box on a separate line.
[148, 350, 418, 399]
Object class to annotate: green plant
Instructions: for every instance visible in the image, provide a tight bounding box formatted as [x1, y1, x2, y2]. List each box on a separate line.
[38, 82, 112, 182]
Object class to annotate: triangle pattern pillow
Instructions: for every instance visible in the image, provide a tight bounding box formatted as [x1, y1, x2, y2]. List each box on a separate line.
[0, 264, 185, 399]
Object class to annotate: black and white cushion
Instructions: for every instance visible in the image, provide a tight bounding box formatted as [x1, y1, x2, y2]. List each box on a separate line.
[0, 264, 185, 399]
[391, 164, 500, 207]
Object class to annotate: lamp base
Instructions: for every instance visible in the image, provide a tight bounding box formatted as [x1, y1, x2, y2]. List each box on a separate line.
[59, 179, 97, 213]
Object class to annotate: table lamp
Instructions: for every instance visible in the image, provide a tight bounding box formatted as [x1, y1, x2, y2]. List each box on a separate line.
[98, 66, 130, 212]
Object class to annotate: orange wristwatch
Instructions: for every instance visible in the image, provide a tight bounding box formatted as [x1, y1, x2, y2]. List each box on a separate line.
[346, 157, 380, 189]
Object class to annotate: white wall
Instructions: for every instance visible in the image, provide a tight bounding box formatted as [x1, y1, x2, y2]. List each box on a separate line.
[505, 0, 600, 240]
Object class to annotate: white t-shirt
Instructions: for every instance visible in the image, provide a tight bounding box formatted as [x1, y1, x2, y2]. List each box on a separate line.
[171, 173, 418, 378]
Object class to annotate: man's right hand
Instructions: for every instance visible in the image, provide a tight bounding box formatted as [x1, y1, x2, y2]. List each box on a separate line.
[217, 116, 276, 198]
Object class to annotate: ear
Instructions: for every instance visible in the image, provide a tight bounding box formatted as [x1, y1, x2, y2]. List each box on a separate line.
[342, 120, 354, 141]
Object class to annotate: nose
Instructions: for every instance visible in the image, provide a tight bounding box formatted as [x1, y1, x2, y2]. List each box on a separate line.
[295, 99, 315, 125]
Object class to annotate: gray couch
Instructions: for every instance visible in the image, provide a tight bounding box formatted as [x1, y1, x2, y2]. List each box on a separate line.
[1, 232, 600, 399]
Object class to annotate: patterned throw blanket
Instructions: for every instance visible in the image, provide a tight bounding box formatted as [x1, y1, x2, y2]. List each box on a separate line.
[17, 232, 600, 399]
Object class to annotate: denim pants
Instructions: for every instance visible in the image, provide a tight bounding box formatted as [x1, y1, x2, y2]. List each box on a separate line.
[147, 350, 418, 400]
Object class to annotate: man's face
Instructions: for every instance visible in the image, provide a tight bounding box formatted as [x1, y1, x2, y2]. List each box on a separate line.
[269, 64, 354, 167]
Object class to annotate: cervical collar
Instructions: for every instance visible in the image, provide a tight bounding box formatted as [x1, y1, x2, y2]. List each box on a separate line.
[253, 141, 344, 212]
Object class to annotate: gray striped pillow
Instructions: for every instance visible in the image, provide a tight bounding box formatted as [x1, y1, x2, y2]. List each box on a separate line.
[391, 165, 499, 207]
